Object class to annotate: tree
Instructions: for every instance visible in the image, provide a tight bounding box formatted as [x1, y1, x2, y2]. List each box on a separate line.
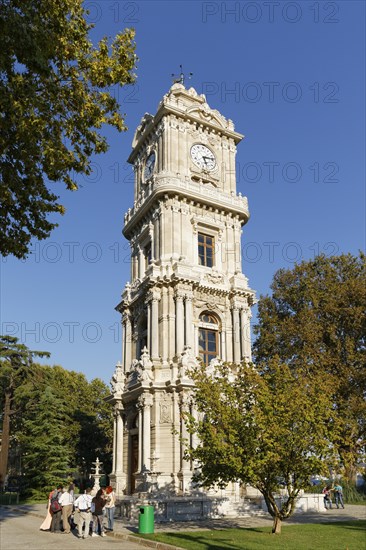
[0, 335, 49, 488]
[48, 367, 113, 477]
[18, 386, 72, 496]
[185, 360, 338, 534]
[253, 253, 366, 480]
[74, 378, 113, 476]
[10, 363, 113, 489]
[0, 0, 137, 258]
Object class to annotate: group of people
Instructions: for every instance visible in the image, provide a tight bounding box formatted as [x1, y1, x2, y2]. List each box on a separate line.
[322, 483, 345, 510]
[40, 484, 116, 538]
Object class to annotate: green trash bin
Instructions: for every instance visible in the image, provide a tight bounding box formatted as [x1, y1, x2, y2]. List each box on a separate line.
[138, 505, 154, 534]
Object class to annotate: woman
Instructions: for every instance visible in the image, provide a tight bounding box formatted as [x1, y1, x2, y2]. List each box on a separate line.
[104, 486, 116, 531]
[39, 488, 54, 531]
[91, 488, 106, 537]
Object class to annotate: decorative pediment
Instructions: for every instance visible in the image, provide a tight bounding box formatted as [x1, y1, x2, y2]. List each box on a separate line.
[132, 113, 154, 148]
[186, 105, 228, 130]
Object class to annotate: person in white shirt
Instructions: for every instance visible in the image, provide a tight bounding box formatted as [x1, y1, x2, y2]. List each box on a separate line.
[58, 486, 74, 534]
[74, 488, 93, 539]
[104, 486, 116, 531]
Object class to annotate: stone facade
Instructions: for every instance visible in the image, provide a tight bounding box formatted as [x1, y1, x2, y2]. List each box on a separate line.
[108, 83, 255, 500]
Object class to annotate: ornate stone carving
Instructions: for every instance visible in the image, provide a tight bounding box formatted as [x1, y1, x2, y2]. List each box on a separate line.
[178, 345, 198, 380]
[126, 347, 154, 387]
[160, 398, 172, 424]
[206, 272, 224, 284]
[110, 362, 125, 395]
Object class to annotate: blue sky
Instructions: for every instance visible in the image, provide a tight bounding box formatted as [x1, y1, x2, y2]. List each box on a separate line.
[1, 0, 365, 383]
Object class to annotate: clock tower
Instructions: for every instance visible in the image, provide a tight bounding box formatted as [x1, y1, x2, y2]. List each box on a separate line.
[109, 83, 255, 509]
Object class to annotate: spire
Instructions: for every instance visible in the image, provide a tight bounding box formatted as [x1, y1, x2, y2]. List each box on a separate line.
[171, 64, 193, 86]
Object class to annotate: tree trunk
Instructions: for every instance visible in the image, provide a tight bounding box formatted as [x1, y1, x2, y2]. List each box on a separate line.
[0, 390, 12, 488]
[272, 515, 282, 534]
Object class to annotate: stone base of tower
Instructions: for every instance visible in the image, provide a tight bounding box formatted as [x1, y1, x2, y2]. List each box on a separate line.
[114, 492, 263, 523]
[113, 490, 325, 523]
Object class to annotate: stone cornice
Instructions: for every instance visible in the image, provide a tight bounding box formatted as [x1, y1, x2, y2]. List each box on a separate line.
[123, 176, 249, 238]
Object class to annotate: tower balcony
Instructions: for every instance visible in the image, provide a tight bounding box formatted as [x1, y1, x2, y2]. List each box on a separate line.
[123, 176, 249, 236]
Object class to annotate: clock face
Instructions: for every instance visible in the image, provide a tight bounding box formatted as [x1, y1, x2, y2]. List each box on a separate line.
[144, 152, 156, 180]
[190, 144, 216, 171]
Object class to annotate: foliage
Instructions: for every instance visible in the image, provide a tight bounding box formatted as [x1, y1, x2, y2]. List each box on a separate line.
[0, 0, 137, 258]
[138, 521, 366, 550]
[0, 339, 113, 493]
[11, 364, 113, 490]
[74, 377, 113, 475]
[253, 253, 366, 480]
[185, 360, 339, 533]
[0, 335, 49, 487]
[19, 386, 72, 496]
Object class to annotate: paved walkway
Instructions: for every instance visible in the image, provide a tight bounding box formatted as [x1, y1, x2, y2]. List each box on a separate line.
[2, 502, 365, 549]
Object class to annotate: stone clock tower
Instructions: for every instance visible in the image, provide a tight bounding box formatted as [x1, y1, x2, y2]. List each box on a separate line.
[108, 83, 255, 514]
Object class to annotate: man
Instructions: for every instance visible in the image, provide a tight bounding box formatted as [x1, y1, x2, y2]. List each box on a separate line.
[74, 488, 93, 539]
[59, 486, 74, 534]
[50, 485, 63, 533]
[333, 482, 345, 509]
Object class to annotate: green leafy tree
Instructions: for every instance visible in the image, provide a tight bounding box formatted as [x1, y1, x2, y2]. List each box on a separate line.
[2, 348, 113, 491]
[12, 364, 113, 487]
[19, 386, 71, 496]
[48, 368, 113, 477]
[253, 253, 366, 480]
[76, 378, 113, 475]
[185, 360, 339, 534]
[0, 335, 49, 487]
[0, 0, 137, 258]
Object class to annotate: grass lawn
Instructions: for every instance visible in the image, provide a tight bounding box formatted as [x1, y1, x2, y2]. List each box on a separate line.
[138, 521, 366, 550]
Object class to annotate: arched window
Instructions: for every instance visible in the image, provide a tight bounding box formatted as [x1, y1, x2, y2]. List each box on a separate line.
[198, 312, 219, 366]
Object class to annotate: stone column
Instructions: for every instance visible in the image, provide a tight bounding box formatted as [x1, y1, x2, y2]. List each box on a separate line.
[153, 212, 160, 261]
[124, 313, 132, 370]
[137, 403, 143, 472]
[180, 397, 191, 473]
[138, 245, 144, 279]
[160, 204, 166, 260]
[241, 307, 252, 361]
[112, 409, 117, 473]
[184, 294, 193, 348]
[142, 394, 153, 472]
[146, 301, 151, 354]
[168, 287, 175, 361]
[115, 404, 124, 473]
[134, 252, 139, 281]
[149, 222, 154, 263]
[151, 297, 159, 359]
[234, 221, 242, 273]
[240, 308, 245, 360]
[160, 287, 169, 362]
[232, 306, 241, 364]
[175, 292, 184, 356]
[220, 330, 226, 362]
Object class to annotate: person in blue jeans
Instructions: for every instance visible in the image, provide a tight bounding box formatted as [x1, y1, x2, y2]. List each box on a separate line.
[322, 485, 332, 509]
[333, 483, 345, 509]
[104, 486, 116, 531]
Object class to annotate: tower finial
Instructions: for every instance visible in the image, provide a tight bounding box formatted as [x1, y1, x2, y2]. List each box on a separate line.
[171, 64, 193, 86]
